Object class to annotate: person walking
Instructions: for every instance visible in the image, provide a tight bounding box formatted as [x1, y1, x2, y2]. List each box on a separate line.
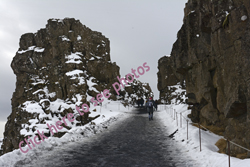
[154, 99, 158, 111]
[141, 98, 144, 108]
[146, 97, 155, 120]
[137, 98, 140, 107]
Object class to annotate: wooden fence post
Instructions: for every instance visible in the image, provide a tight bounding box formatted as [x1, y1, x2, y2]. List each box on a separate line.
[174, 109, 175, 120]
[180, 113, 182, 128]
[176, 112, 178, 126]
[228, 139, 231, 167]
[199, 122, 201, 152]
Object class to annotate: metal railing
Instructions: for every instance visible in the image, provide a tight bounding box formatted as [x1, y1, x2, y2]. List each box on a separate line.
[160, 105, 250, 167]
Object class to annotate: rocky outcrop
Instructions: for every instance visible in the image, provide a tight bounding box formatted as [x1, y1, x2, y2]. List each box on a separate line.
[158, 0, 250, 156]
[2, 18, 124, 155]
[157, 56, 186, 104]
[123, 79, 152, 105]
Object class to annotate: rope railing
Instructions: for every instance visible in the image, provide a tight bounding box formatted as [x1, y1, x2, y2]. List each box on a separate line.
[161, 104, 250, 167]
[229, 140, 250, 152]
[194, 123, 250, 152]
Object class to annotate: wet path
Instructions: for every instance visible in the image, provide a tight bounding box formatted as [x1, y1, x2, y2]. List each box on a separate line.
[17, 108, 199, 167]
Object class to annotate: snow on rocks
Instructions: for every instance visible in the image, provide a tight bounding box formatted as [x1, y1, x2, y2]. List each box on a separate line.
[17, 46, 45, 54]
[0, 103, 128, 166]
[241, 15, 247, 21]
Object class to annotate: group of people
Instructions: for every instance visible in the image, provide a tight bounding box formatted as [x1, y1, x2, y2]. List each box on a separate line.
[137, 97, 158, 121]
[137, 98, 145, 108]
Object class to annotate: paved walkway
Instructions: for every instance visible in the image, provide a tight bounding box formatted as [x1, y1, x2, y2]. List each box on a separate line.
[16, 108, 199, 167]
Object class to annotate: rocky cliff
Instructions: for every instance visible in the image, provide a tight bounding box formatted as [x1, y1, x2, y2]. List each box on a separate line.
[158, 0, 250, 156]
[124, 80, 152, 105]
[157, 56, 186, 104]
[3, 18, 152, 155]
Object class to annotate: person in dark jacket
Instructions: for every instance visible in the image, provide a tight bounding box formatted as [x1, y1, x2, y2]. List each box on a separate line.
[137, 98, 140, 107]
[141, 98, 144, 108]
[145, 97, 155, 120]
[154, 99, 158, 111]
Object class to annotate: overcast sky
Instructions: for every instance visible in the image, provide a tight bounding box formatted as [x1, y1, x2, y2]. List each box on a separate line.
[0, 0, 187, 138]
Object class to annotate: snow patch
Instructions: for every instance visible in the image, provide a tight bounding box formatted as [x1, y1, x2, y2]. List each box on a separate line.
[65, 52, 83, 64]
[66, 69, 84, 76]
[241, 15, 247, 21]
[17, 46, 45, 54]
[77, 35, 82, 41]
[66, 69, 85, 85]
[34, 47, 45, 52]
[61, 35, 70, 41]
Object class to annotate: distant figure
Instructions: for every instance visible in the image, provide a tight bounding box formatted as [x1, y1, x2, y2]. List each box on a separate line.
[154, 100, 158, 111]
[146, 97, 155, 121]
[137, 99, 140, 107]
[141, 98, 144, 108]
[145, 99, 148, 108]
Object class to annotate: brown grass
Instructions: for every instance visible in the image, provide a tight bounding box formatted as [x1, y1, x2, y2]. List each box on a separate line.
[191, 123, 207, 131]
[214, 138, 249, 159]
[205, 125, 225, 136]
[236, 152, 248, 159]
[215, 138, 227, 154]
[193, 124, 250, 159]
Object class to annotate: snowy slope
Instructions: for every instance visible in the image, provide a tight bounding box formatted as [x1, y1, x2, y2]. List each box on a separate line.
[0, 101, 131, 166]
[159, 103, 250, 167]
[158, 83, 250, 167]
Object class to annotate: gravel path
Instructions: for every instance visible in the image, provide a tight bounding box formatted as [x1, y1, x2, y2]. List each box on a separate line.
[16, 108, 199, 167]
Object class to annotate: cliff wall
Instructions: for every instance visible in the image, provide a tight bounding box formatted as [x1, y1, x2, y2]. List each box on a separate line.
[158, 0, 250, 156]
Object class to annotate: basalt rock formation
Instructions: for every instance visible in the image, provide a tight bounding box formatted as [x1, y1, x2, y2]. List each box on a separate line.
[124, 79, 152, 104]
[157, 56, 186, 104]
[2, 18, 152, 155]
[158, 0, 250, 156]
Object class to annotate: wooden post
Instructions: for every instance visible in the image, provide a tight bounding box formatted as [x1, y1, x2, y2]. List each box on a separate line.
[228, 139, 231, 167]
[176, 112, 178, 126]
[174, 109, 175, 120]
[199, 122, 201, 152]
[180, 113, 182, 128]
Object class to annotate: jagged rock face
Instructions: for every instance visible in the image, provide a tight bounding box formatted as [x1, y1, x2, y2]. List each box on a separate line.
[3, 18, 120, 154]
[158, 0, 250, 155]
[124, 79, 152, 104]
[157, 56, 185, 104]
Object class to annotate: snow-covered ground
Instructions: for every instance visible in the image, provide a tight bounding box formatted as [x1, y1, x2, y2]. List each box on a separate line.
[158, 104, 250, 167]
[0, 101, 130, 167]
[1, 101, 249, 167]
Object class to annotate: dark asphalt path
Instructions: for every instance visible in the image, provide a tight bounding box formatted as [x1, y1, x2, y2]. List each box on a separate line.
[16, 108, 199, 167]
